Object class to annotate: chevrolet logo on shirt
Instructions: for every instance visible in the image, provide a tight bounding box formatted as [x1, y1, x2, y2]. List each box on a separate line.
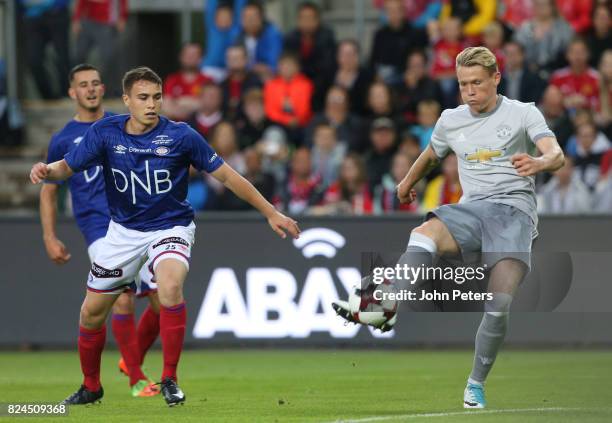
[464, 148, 506, 163]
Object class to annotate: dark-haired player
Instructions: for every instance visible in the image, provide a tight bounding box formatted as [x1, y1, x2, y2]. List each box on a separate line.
[31, 66, 301, 406]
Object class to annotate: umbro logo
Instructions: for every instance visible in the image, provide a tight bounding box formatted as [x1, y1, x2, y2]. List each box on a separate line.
[73, 136, 83, 145]
[114, 144, 127, 154]
[209, 153, 218, 163]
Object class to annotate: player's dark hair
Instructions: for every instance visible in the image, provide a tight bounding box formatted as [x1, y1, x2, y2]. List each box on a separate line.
[298, 1, 320, 15]
[69, 63, 101, 84]
[122, 66, 162, 94]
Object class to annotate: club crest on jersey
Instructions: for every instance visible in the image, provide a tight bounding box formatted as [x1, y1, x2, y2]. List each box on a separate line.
[114, 144, 127, 154]
[155, 146, 170, 156]
[496, 124, 512, 140]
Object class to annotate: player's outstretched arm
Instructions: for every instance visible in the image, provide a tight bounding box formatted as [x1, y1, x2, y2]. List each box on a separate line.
[211, 163, 301, 239]
[396, 145, 440, 204]
[39, 184, 71, 265]
[510, 137, 564, 177]
[30, 159, 74, 184]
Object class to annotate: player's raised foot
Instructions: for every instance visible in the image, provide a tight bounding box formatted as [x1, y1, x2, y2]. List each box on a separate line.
[118, 357, 128, 376]
[159, 377, 185, 407]
[331, 300, 360, 324]
[61, 385, 104, 405]
[131, 379, 160, 397]
[463, 382, 486, 409]
[331, 299, 397, 333]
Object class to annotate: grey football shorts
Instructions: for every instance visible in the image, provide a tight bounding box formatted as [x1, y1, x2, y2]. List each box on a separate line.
[427, 201, 535, 270]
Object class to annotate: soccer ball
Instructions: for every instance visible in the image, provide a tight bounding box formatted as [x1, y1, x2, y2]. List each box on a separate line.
[347, 281, 398, 329]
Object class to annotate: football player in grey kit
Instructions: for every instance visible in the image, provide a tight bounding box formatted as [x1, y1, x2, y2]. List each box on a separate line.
[333, 47, 564, 408]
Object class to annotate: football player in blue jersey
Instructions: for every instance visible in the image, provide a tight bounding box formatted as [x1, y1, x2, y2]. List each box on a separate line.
[39, 64, 160, 398]
[31, 66, 300, 406]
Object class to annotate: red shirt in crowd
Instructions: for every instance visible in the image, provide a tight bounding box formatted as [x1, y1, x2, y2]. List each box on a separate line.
[556, 0, 593, 34]
[550, 67, 600, 110]
[163, 72, 212, 99]
[264, 74, 314, 127]
[431, 40, 464, 79]
[73, 0, 128, 25]
[323, 182, 373, 215]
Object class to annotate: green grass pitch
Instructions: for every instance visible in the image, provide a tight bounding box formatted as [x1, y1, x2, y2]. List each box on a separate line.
[0, 350, 610, 422]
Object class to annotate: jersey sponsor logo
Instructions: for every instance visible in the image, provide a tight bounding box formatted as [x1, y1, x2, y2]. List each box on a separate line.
[91, 262, 123, 278]
[152, 236, 190, 249]
[152, 135, 174, 145]
[496, 124, 512, 140]
[155, 146, 170, 156]
[464, 147, 507, 163]
[114, 144, 127, 154]
[73, 136, 83, 145]
[111, 160, 172, 204]
[128, 146, 152, 153]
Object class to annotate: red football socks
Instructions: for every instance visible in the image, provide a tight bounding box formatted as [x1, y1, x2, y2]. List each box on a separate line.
[78, 325, 106, 392]
[136, 305, 160, 365]
[159, 302, 186, 382]
[111, 314, 147, 386]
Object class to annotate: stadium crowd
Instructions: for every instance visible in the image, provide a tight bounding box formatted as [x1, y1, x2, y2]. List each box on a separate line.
[16, 0, 612, 215]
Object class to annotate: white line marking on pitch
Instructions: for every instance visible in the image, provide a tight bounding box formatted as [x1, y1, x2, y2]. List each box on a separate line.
[326, 407, 589, 423]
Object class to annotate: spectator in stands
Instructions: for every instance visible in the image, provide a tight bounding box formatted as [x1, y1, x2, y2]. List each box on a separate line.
[539, 85, 574, 149]
[316, 39, 373, 115]
[538, 156, 593, 214]
[257, 125, 291, 187]
[188, 82, 224, 138]
[311, 124, 347, 187]
[482, 21, 506, 72]
[398, 132, 423, 162]
[364, 81, 399, 131]
[429, 17, 464, 108]
[410, 100, 441, 150]
[596, 50, 612, 136]
[439, 0, 496, 38]
[550, 38, 601, 111]
[19, 0, 70, 99]
[422, 153, 462, 212]
[263, 53, 314, 141]
[284, 2, 336, 102]
[231, 1, 283, 81]
[374, 152, 419, 213]
[201, 0, 246, 82]
[594, 148, 612, 212]
[316, 153, 373, 215]
[280, 147, 323, 214]
[397, 50, 443, 125]
[497, 0, 533, 31]
[372, 0, 442, 29]
[162, 43, 213, 122]
[499, 41, 547, 104]
[0, 59, 23, 146]
[235, 88, 272, 149]
[365, 117, 398, 190]
[556, 0, 593, 34]
[572, 121, 611, 191]
[514, 0, 574, 77]
[222, 44, 262, 122]
[369, 0, 428, 85]
[73, 0, 128, 97]
[304, 85, 364, 152]
[586, 4, 612, 68]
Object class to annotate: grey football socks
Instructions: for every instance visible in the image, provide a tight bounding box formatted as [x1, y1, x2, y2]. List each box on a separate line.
[469, 292, 513, 384]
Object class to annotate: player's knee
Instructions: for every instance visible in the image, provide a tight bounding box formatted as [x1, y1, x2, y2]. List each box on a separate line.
[79, 304, 106, 329]
[112, 293, 134, 315]
[412, 220, 441, 244]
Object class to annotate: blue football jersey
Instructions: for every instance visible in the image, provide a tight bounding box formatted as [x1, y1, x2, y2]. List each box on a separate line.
[64, 114, 224, 232]
[46, 112, 114, 246]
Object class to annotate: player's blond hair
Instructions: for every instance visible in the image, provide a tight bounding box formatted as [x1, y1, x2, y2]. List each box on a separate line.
[455, 47, 498, 75]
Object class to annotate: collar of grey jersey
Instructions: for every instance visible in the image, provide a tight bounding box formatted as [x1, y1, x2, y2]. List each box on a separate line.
[469, 94, 503, 118]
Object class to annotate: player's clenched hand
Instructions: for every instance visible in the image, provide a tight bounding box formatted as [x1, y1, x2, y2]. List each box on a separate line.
[30, 162, 49, 184]
[510, 153, 542, 177]
[44, 237, 72, 265]
[268, 212, 301, 239]
[396, 182, 417, 204]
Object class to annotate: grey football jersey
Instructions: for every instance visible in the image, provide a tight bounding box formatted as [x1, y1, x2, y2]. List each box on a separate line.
[429, 95, 555, 234]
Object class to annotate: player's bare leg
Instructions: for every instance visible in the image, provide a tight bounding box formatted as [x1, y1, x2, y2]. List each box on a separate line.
[112, 291, 159, 397]
[155, 258, 188, 406]
[464, 258, 527, 409]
